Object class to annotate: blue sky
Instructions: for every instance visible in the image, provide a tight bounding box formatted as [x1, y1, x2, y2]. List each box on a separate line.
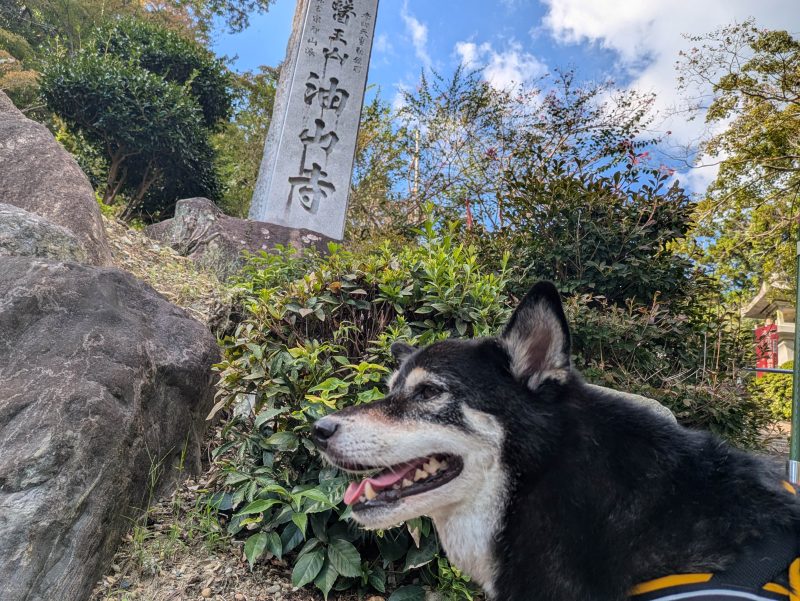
[213, 0, 800, 193]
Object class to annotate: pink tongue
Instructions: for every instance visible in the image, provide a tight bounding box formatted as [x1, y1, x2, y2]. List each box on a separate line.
[343, 463, 417, 505]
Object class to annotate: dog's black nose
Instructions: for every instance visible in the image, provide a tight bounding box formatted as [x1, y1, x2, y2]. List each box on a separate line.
[312, 418, 339, 449]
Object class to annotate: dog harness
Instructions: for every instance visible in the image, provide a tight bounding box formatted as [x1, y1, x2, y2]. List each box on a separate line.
[631, 482, 800, 601]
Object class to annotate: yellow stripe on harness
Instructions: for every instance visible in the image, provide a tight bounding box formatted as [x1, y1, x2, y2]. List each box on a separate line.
[763, 582, 792, 596]
[789, 558, 800, 601]
[631, 573, 713, 595]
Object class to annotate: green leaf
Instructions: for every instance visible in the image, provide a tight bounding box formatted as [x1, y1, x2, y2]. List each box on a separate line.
[244, 532, 267, 568]
[298, 488, 333, 505]
[368, 565, 386, 593]
[313, 557, 339, 600]
[291, 549, 324, 588]
[254, 407, 287, 428]
[281, 522, 304, 554]
[296, 537, 322, 558]
[376, 531, 410, 562]
[308, 377, 347, 392]
[246, 343, 264, 360]
[388, 585, 426, 601]
[266, 531, 283, 560]
[264, 431, 299, 451]
[292, 511, 308, 535]
[326, 538, 361, 578]
[235, 498, 282, 516]
[403, 533, 437, 571]
[309, 510, 330, 542]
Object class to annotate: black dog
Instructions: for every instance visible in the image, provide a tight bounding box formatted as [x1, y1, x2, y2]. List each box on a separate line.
[314, 282, 800, 600]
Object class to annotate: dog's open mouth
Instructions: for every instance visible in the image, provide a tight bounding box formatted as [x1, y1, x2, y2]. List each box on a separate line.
[343, 454, 463, 510]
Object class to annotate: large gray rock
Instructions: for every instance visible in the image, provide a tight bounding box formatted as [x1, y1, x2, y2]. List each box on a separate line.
[0, 90, 112, 266]
[0, 257, 219, 601]
[0, 202, 87, 261]
[146, 197, 330, 279]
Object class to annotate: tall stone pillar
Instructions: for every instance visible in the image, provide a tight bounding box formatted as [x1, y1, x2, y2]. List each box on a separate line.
[249, 0, 379, 240]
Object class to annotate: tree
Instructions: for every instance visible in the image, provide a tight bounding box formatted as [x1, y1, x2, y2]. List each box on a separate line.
[213, 66, 278, 218]
[395, 68, 658, 231]
[496, 159, 694, 306]
[346, 94, 410, 244]
[41, 17, 232, 219]
[678, 21, 800, 297]
[0, 0, 273, 49]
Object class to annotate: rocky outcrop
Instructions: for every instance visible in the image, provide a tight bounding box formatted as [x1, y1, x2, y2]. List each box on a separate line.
[0, 90, 112, 266]
[145, 197, 330, 278]
[0, 202, 87, 261]
[0, 257, 219, 601]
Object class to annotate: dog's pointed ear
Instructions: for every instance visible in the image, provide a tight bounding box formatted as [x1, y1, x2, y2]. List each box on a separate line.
[501, 281, 571, 389]
[390, 341, 415, 364]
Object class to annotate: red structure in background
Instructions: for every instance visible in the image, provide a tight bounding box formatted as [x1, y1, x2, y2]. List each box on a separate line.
[755, 323, 779, 377]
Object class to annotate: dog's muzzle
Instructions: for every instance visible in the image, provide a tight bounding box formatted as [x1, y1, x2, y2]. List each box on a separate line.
[311, 416, 339, 450]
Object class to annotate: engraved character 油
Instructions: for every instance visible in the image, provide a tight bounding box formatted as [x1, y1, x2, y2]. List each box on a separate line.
[304, 73, 350, 115]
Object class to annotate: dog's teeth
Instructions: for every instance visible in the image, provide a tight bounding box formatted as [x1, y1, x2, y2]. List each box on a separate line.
[414, 469, 427, 481]
[359, 495, 366, 503]
[402, 478, 413, 488]
[364, 482, 377, 500]
[427, 458, 441, 473]
[392, 483, 401, 490]
[440, 459, 448, 470]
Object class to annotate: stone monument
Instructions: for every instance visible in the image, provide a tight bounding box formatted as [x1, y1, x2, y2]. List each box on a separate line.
[249, 0, 379, 240]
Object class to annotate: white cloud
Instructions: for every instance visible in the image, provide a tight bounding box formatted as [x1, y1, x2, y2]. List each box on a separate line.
[455, 40, 547, 90]
[539, 0, 800, 189]
[673, 163, 721, 195]
[374, 32, 392, 55]
[401, 1, 432, 69]
[391, 83, 410, 112]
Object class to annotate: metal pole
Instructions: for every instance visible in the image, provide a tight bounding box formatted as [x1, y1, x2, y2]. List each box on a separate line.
[788, 241, 800, 484]
[743, 367, 794, 374]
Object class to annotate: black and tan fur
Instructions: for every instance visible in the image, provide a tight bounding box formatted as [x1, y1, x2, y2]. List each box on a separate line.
[313, 282, 800, 600]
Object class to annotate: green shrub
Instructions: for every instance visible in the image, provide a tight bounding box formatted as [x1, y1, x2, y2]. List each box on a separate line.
[749, 361, 794, 421]
[211, 222, 508, 599]
[491, 160, 694, 307]
[566, 293, 769, 448]
[210, 222, 768, 598]
[0, 27, 33, 61]
[40, 16, 230, 220]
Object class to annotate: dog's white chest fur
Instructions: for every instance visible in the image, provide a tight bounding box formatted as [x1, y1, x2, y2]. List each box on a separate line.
[430, 407, 508, 598]
[433, 497, 504, 598]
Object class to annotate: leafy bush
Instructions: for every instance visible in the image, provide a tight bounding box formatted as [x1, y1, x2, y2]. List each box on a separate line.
[749, 361, 794, 421]
[0, 27, 33, 61]
[95, 18, 231, 127]
[0, 50, 39, 110]
[565, 293, 769, 447]
[211, 222, 508, 599]
[211, 221, 768, 599]
[493, 160, 694, 306]
[40, 17, 230, 220]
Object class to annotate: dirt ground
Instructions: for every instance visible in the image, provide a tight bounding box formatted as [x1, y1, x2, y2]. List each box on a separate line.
[761, 420, 791, 457]
[89, 472, 367, 601]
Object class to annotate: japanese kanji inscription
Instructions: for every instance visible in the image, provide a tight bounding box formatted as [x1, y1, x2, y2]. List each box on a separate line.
[249, 0, 378, 240]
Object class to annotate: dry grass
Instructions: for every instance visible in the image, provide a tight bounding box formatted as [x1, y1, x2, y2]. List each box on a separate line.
[89, 471, 320, 601]
[103, 217, 231, 325]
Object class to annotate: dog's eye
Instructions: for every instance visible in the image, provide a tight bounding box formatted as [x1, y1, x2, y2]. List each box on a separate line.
[415, 384, 442, 401]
